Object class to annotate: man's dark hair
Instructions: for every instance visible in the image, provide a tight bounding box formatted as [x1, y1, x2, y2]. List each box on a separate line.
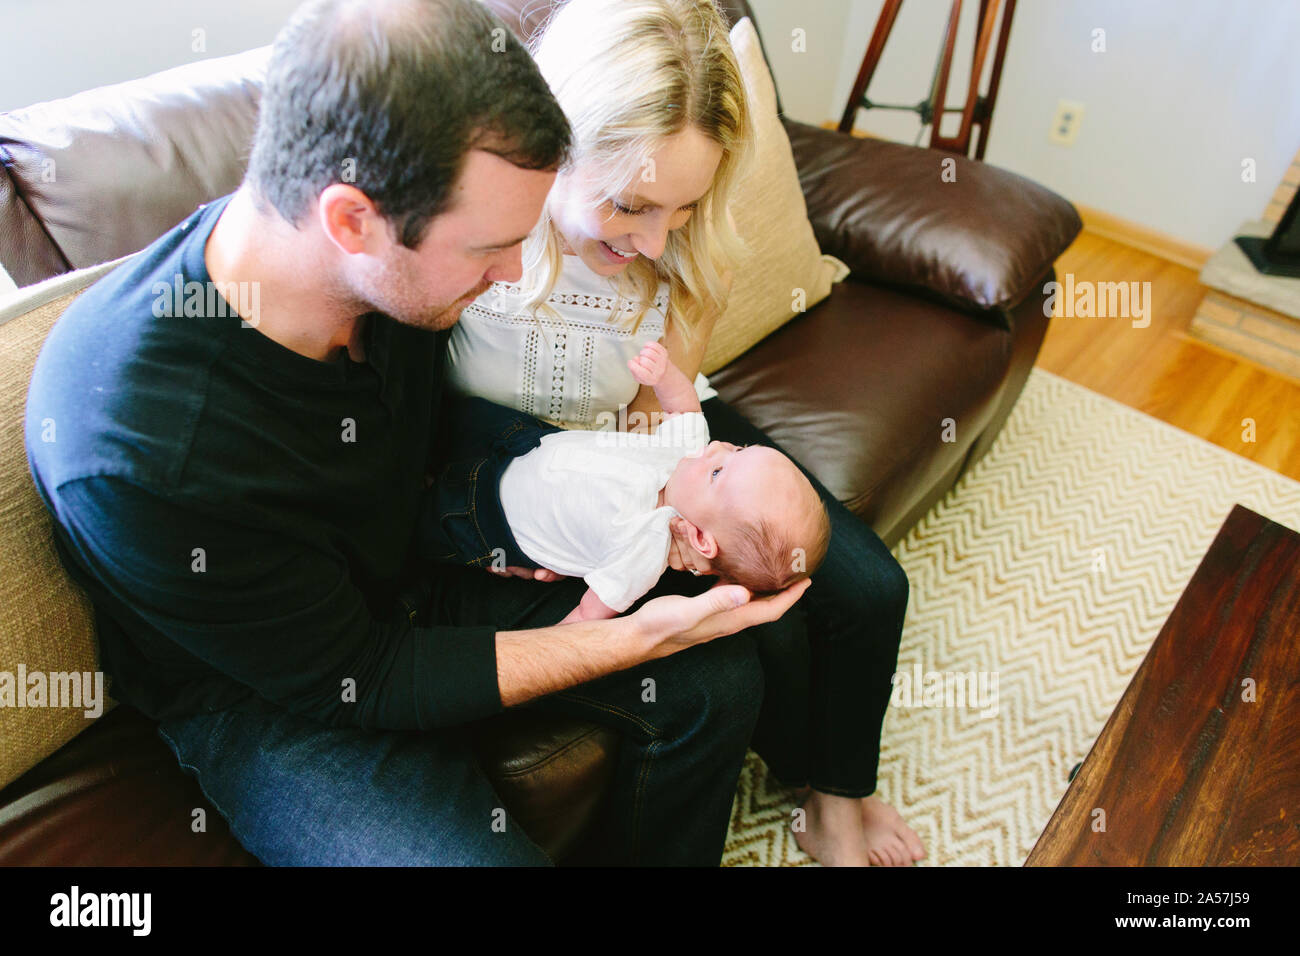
[247, 0, 571, 247]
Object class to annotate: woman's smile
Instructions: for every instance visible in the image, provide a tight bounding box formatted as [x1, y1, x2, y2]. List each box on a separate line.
[600, 239, 638, 262]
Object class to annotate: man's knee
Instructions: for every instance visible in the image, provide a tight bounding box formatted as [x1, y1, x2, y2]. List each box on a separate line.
[344, 809, 551, 867]
[652, 630, 764, 740]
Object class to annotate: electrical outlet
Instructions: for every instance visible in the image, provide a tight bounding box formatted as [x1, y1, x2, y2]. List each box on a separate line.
[1049, 100, 1084, 146]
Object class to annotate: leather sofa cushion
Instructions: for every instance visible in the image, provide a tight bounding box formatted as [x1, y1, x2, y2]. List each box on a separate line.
[469, 707, 619, 862]
[783, 118, 1082, 314]
[0, 705, 259, 865]
[0, 48, 268, 276]
[0, 166, 68, 287]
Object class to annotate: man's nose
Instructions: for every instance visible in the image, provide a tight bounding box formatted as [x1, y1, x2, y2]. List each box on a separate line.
[489, 244, 525, 283]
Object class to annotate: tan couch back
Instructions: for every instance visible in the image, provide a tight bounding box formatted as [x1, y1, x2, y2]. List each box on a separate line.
[0, 259, 129, 789]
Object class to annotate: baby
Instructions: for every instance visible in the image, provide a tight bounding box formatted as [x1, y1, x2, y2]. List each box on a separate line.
[423, 342, 831, 622]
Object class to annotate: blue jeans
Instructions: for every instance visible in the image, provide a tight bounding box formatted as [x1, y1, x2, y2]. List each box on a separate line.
[156, 561, 775, 866]
[701, 397, 909, 797]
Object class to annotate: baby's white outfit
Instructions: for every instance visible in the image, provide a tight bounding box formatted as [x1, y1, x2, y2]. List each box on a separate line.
[498, 411, 711, 613]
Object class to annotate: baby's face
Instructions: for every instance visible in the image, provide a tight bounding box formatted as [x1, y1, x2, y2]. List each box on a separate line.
[664, 441, 807, 540]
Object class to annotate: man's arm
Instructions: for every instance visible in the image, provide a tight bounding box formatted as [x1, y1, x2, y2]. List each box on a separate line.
[49, 475, 504, 730]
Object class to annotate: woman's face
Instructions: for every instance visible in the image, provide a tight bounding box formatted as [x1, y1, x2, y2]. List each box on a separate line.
[548, 125, 723, 276]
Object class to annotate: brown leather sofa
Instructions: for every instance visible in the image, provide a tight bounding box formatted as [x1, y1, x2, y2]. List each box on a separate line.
[0, 0, 1080, 864]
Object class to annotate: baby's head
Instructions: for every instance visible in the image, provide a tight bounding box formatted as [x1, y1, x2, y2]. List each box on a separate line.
[664, 441, 831, 593]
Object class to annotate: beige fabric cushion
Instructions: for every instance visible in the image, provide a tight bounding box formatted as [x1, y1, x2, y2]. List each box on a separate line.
[701, 16, 849, 376]
[0, 260, 129, 790]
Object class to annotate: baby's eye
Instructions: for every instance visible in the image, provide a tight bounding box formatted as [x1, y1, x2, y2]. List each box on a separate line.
[711, 466, 722, 481]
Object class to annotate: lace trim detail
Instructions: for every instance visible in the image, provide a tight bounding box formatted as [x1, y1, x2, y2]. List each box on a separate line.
[578, 334, 594, 424]
[461, 301, 656, 338]
[491, 278, 669, 314]
[520, 327, 538, 418]
[548, 330, 567, 421]
[468, 280, 670, 335]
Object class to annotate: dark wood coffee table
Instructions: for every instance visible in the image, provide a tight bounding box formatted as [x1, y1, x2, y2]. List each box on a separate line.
[1026, 504, 1300, 865]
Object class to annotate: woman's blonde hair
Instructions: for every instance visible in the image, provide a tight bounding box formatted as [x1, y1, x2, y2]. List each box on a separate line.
[518, 0, 753, 345]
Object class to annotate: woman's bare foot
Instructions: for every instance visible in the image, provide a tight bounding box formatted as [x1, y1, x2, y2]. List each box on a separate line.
[792, 787, 926, 866]
[861, 794, 926, 864]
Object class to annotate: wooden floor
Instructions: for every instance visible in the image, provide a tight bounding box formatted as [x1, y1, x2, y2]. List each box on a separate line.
[1036, 230, 1300, 482]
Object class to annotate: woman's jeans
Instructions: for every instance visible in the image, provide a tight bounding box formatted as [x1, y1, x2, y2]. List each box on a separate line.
[419, 396, 557, 570]
[702, 396, 910, 797]
[156, 561, 772, 866]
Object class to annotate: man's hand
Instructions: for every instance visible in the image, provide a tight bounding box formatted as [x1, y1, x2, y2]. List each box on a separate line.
[489, 566, 566, 582]
[631, 578, 810, 659]
[495, 577, 809, 709]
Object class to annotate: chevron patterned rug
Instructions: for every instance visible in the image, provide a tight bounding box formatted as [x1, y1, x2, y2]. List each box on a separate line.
[723, 367, 1300, 866]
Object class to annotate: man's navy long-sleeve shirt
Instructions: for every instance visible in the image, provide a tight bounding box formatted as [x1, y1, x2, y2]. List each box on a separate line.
[25, 195, 501, 729]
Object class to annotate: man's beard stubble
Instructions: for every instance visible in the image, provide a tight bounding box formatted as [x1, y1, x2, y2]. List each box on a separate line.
[352, 249, 489, 333]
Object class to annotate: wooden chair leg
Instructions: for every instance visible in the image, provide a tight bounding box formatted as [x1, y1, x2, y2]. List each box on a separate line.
[925, 0, 965, 152]
[974, 0, 1017, 160]
[838, 0, 1017, 161]
[837, 0, 904, 134]
[931, 0, 1008, 156]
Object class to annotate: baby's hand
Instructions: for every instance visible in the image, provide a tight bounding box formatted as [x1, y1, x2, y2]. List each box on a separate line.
[628, 341, 670, 387]
[489, 566, 566, 582]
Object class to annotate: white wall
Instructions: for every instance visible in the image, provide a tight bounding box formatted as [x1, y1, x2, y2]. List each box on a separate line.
[754, 0, 1300, 250]
[747, 0, 855, 127]
[0, 0, 299, 112]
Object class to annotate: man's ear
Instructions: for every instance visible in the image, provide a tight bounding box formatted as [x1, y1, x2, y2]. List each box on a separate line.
[317, 183, 387, 256]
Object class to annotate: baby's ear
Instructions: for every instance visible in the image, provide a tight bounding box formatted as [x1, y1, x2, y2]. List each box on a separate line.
[688, 522, 718, 560]
[671, 516, 719, 561]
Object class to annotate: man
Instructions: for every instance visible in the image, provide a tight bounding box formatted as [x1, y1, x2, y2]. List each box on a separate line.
[24, 0, 807, 866]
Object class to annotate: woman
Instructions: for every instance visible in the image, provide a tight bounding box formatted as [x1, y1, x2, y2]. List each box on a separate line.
[447, 0, 924, 867]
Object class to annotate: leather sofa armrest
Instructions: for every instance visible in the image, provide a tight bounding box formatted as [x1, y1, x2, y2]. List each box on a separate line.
[783, 118, 1082, 313]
